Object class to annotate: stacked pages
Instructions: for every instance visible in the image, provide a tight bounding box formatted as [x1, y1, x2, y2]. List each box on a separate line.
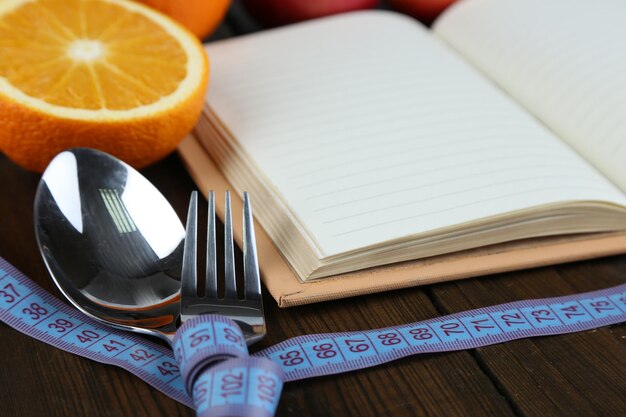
[180, 0, 626, 304]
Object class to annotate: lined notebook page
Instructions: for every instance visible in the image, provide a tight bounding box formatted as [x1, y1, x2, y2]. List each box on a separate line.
[434, 0, 626, 192]
[204, 11, 626, 257]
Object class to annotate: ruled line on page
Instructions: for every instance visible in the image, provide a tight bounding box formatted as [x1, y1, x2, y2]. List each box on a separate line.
[268, 116, 533, 162]
[321, 174, 602, 222]
[288, 145, 563, 187]
[274, 127, 543, 171]
[283, 141, 553, 179]
[312, 165, 592, 210]
[331, 185, 613, 238]
[235, 83, 497, 126]
[303, 160, 583, 200]
[239, 92, 520, 141]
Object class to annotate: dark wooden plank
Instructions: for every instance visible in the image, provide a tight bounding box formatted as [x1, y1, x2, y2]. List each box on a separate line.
[428, 263, 626, 417]
[0, 329, 192, 417]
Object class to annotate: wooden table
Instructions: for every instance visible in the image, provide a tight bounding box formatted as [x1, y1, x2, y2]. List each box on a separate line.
[1, 5, 625, 417]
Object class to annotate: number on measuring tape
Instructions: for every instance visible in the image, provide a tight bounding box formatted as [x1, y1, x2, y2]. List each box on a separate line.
[190, 328, 211, 348]
[19, 297, 55, 325]
[91, 335, 133, 356]
[22, 302, 49, 320]
[222, 324, 243, 344]
[520, 305, 563, 328]
[580, 297, 622, 319]
[551, 302, 593, 324]
[193, 379, 210, 412]
[0, 282, 20, 303]
[133, 357, 182, 389]
[0, 277, 30, 309]
[492, 309, 533, 331]
[36, 311, 75, 334]
[429, 319, 472, 342]
[276, 348, 306, 368]
[398, 326, 438, 348]
[368, 329, 408, 353]
[118, 345, 163, 365]
[156, 360, 180, 376]
[343, 337, 371, 352]
[301, 338, 343, 367]
[460, 314, 501, 337]
[212, 366, 247, 405]
[249, 368, 282, 412]
[65, 323, 106, 346]
[1, 256, 625, 413]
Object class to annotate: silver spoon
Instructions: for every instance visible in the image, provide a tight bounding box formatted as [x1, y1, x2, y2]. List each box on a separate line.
[33, 148, 283, 417]
[34, 148, 184, 343]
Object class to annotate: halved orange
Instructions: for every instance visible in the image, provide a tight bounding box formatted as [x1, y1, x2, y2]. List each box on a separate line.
[0, 0, 209, 172]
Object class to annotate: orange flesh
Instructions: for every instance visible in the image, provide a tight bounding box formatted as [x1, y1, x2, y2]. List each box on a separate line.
[0, 0, 188, 110]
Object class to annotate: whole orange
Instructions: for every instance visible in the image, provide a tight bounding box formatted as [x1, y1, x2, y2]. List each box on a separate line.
[136, 0, 231, 39]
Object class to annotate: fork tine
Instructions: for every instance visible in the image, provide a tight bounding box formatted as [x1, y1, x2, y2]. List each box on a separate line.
[205, 191, 217, 299]
[180, 189, 265, 345]
[181, 191, 198, 300]
[242, 192, 261, 302]
[223, 191, 237, 299]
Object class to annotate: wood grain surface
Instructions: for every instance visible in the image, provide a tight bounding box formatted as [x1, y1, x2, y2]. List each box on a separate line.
[1, 3, 625, 416]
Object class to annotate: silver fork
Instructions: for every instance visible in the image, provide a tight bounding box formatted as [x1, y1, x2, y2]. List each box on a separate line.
[180, 190, 265, 345]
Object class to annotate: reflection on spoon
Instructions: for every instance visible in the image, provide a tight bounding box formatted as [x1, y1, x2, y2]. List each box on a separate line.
[35, 148, 185, 341]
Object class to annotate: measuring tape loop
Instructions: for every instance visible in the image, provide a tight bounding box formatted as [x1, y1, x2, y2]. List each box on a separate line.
[1, 257, 625, 414]
[173, 314, 249, 393]
[173, 315, 283, 416]
[192, 357, 284, 417]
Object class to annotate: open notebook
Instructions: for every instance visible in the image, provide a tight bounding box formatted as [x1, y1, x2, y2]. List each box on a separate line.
[179, 0, 626, 306]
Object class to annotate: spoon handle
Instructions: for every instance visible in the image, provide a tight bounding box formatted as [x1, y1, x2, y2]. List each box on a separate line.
[173, 315, 284, 417]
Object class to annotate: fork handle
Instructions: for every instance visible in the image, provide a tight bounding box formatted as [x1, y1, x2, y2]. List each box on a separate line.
[173, 315, 284, 417]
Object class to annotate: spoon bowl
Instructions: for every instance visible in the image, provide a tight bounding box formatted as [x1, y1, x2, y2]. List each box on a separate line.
[34, 148, 185, 342]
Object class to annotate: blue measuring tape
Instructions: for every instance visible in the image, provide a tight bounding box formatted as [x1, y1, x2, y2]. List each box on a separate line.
[1, 256, 625, 415]
[173, 316, 284, 417]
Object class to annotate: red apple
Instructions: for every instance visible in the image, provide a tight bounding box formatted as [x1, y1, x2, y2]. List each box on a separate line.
[389, 0, 458, 25]
[240, 0, 380, 26]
